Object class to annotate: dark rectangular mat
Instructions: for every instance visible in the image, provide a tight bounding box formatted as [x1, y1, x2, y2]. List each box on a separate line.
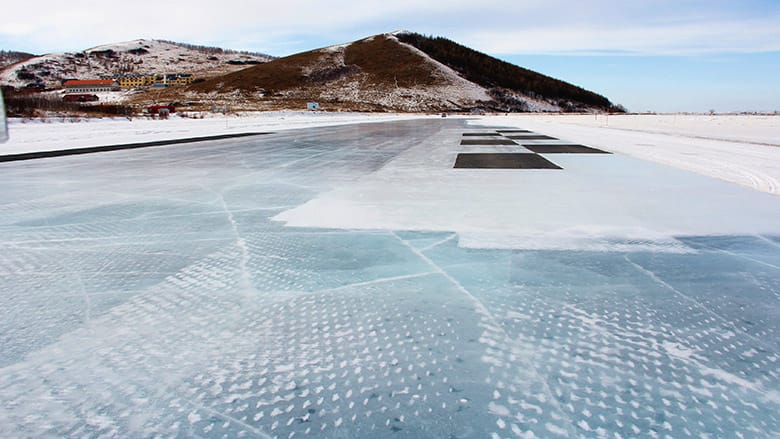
[505, 135, 558, 140]
[454, 153, 562, 169]
[460, 139, 518, 146]
[523, 144, 611, 154]
[496, 129, 532, 133]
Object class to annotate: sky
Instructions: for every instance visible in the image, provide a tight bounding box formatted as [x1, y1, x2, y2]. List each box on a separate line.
[1, 0, 778, 113]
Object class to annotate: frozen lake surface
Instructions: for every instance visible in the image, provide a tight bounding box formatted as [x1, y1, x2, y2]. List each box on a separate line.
[1, 119, 779, 437]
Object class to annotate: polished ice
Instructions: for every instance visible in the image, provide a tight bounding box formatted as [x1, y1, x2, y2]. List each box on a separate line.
[1, 120, 779, 437]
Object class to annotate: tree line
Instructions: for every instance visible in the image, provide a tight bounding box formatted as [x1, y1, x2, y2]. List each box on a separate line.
[157, 40, 271, 58]
[396, 33, 620, 111]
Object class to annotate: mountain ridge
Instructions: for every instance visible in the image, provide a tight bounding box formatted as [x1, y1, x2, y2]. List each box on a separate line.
[1, 33, 623, 114]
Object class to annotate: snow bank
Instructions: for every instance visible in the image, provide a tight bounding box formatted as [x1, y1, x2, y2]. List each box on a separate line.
[467, 114, 780, 195]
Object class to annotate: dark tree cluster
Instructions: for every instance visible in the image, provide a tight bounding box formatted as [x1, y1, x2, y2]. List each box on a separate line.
[157, 40, 272, 58]
[487, 88, 530, 112]
[225, 60, 264, 65]
[396, 33, 621, 112]
[88, 49, 118, 58]
[0, 50, 36, 70]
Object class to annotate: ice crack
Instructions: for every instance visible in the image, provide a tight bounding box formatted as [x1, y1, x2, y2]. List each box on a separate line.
[390, 231, 578, 437]
[183, 399, 273, 439]
[416, 233, 457, 252]
[215, 192, 254, 294]
[623, 255, 771, 351]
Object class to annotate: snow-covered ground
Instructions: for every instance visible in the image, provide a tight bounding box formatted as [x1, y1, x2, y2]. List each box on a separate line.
[469, 114, 780, 194]
[276, 115, 780, 251]
[516, 113, 780, 146]
[0, 112, 431, 155]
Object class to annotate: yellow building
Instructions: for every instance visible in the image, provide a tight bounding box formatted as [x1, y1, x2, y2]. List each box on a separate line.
[115, 73, 195, 89]
[116, 75, 156, 89]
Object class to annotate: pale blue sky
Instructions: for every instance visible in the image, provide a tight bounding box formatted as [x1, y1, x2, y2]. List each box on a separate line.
[1, 0, 778, 112]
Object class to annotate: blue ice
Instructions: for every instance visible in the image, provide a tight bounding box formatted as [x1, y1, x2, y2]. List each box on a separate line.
[0, 121, 778, 438]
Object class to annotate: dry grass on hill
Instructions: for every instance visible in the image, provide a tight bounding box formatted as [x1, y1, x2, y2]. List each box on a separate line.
[343, 36, 441, 88]
[189, 50, 325, 94]
[188, 36, 440, 95]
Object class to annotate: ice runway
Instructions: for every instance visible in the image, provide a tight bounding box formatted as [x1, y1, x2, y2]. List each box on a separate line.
[1, 119, 779, 437]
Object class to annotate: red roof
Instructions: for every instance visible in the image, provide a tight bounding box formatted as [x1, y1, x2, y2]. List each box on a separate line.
[63, 79, 115, 87]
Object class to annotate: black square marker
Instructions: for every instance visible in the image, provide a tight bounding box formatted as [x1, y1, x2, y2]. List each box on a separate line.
[462, 132, 503, 136]
[505, 135, 558, 140]
[523, 144, 611, 154]
[460, 139, 518, 146]
[454, 153, 562, 169]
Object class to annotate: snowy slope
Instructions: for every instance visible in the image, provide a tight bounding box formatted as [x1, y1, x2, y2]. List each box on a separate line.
[310, 35, 491, 111]
[0, 39, 273, 88]
[392, 34, 559, 113]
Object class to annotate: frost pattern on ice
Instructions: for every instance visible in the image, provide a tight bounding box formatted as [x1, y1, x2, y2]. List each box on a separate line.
[0, 120, 779, 437]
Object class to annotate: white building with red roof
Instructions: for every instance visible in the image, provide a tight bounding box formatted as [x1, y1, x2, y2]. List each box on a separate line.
[63, 79, 119, 93]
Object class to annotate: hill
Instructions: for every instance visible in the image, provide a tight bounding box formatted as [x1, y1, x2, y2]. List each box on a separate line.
[187, 32, 619, 113]
[0, 51, 36, 70]
[188, 34, 491, 112]
[395, 32, 615, 111]
[0, 40, 273, 89]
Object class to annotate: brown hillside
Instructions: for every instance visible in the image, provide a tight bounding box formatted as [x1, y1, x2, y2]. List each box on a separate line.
[185, 34, 478, 112]
[343, 36, 441, 87]
[189, 49, 323, 93]
[189, 35, 442, 94]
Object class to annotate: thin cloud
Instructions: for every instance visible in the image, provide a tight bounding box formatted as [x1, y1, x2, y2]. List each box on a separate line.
[0, 0, 777, 56]
[462, 17, 780, 55]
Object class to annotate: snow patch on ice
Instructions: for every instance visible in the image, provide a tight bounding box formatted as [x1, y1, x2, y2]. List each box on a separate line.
[699, 366, 759, 392]
[545, 423, 568, 435]
[187, 412, 201, 424]
[661, 341, 696, 360]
